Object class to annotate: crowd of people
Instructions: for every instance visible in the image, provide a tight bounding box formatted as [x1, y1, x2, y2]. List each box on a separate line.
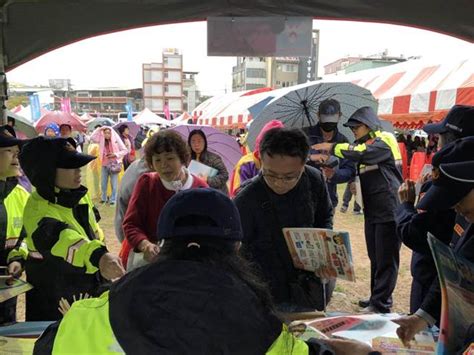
[0, 102, 472, 354]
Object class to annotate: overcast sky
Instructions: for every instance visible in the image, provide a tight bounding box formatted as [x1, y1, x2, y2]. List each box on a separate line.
[7, 20, 473, 96]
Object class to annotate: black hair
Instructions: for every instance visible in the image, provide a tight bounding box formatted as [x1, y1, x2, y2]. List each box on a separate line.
[118, 125, 128, 135]
[144, 130, 190, 167]
[259, 127, 310, 163]
[156, 214, 275, 312]
[7, 117, 15, 126]
[59, 124, 72, 131]
[188, 129, 208, 159]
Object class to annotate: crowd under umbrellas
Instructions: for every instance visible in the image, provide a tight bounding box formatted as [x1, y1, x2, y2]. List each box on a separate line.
[3, 83, 474, 354]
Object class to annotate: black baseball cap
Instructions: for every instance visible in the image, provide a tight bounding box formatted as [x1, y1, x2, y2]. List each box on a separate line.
[423, 105, 474, 137]
[318, 99, 341, 123]
[0, 125, 24, 147]
[417, 137, 474, 210]
[157, 188, 242, 241]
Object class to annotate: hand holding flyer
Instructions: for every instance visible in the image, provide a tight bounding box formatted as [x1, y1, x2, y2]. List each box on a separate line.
[283, 228, 356, 282]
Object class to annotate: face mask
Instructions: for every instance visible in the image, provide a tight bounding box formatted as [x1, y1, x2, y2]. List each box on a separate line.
[320, 122, 338, 132]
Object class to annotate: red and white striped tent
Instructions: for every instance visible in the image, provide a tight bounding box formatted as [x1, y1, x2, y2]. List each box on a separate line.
[329, 58, 474, 129]
[194, 88, 274, 129]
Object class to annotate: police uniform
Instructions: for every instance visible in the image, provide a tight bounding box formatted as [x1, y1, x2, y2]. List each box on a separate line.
[332, 107, 403, 312]
[397, 104, 474, 314]
[412, 137, 474, 351]
[19, 137, 109, 321]
[0, 126, 29, 324]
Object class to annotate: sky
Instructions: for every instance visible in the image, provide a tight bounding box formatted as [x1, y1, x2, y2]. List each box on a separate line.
[7, 20, 473, 96]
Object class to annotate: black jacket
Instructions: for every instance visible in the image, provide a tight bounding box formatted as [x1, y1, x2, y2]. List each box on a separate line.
[305, 124, 356, 207]
[338, 132, 403, 223]
[234, 166, 333, 304]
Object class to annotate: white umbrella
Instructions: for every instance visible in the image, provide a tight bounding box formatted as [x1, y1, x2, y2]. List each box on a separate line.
[134, 108, 172, 127]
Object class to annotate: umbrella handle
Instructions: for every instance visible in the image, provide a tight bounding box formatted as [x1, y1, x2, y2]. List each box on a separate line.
[301, 100, 314, 126]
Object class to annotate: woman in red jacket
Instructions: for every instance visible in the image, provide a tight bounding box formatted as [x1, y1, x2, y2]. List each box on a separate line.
[121, 130, 207, 270]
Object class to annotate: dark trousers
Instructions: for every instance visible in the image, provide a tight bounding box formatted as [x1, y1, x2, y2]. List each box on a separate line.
[342, 183, 361, 212]
[0, 295, 16, 325]
[410, 278, 431, 314]
[364, 220, 401, 312]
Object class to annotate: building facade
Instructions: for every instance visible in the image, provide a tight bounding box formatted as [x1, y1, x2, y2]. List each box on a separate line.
[143, 48, 183, 113]
[183, 71, 200, 112]
[232, 30, 320, 91]
[324, 52, 407, 75]
[54, 87, 143, 118]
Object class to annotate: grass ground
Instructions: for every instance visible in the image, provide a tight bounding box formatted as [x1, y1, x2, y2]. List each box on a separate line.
[16, 185, 412, 320]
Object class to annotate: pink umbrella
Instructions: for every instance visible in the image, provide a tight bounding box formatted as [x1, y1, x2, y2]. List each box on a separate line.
[35, 111, 87, 133]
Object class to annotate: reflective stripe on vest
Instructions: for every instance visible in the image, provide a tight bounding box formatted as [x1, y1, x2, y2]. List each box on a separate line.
[3, 185, 29, 250]
[53, 292, 124, 354]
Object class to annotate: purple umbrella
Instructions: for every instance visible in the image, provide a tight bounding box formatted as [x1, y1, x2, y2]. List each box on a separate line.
[169, 125, 242, 174]
[113, 121, 140, 139]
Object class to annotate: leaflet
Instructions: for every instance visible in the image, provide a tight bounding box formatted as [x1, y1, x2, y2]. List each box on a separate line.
[283, 228, 355, 282]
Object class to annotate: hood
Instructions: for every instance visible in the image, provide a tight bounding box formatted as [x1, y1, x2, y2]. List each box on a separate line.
[44, 123, 60, 137]
[18, 137, 93, 203]
[344, 106, 381, 131]
[109, 260, 281, 355]
[254, 120, 284, 160]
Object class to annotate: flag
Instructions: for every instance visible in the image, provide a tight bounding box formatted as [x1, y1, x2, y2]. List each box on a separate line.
[124, 103, 133, 122]
[29, 94, 41, 121]
[60, 98, 71, 113]
[164, 102, 170, 120]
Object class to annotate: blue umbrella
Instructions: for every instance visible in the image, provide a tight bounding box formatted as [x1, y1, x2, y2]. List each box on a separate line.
[87, 117, 115, 131]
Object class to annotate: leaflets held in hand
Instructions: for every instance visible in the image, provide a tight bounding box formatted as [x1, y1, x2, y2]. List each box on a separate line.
[283, 228, 356, 282]
[0, 336, 36, 353]
[0, 277, 33, 303]
[428, 233, 474, 355]
[188, 160, 218, 179]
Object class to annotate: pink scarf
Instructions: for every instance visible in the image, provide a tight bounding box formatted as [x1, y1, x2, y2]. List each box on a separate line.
[90, 127, 128, 165]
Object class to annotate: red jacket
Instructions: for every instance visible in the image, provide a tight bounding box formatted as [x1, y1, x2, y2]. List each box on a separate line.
[120, 172, 207, 265]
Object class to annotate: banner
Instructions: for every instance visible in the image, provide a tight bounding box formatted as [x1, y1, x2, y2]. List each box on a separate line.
[208, 17, 312, 57]
[163, 102, 170, 120]
[60, 97, 71, 113]
[28, 94, 41, 121]
[124, 103, 133, 122]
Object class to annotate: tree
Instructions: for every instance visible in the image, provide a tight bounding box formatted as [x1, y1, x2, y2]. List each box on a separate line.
[6, 96, 28, 109]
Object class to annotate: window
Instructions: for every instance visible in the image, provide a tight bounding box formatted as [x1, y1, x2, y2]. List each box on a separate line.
[246, 68, 266, 78]
[164, 85, 169, 93]
[282, 64, 297, 72]
[164, 71, 169, 79]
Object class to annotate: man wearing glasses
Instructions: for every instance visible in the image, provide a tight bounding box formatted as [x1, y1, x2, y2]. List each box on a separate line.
[312, 106, 403, 313]
[235, 127, 334, 313]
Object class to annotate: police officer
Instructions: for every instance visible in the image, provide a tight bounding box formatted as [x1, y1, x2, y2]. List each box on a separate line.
[0, 125, 29, 325]
[396, 105, 474, 313]
[312, 106, 403, 313]
[19, 137, 125, 321]
[305, 99, 356, 209]
[394, 137, 474, 348]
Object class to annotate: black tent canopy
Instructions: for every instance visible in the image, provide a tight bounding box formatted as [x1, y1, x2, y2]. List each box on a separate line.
[1, 0, 472, 72]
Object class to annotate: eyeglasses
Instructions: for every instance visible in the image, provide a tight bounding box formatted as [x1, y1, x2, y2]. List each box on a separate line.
[262, 171, 302, 185]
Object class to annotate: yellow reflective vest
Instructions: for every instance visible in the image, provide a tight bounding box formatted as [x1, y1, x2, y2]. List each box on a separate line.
[23, 189, 105, 273]
[0, 181, 29, 263]
[51, 293, 310, 354]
